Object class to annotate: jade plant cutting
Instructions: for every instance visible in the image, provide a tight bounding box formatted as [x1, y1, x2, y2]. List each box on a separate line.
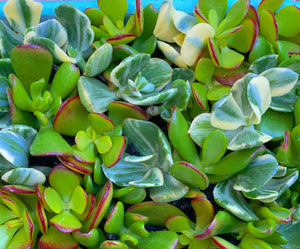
[0, 0, 300, 248]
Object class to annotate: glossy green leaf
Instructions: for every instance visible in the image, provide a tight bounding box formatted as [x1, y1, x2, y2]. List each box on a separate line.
[192, 82, 207, 110]
[214, 180, 259, 222]
[6, 227, 33, 249]
[207, 85, 231, 101]
[259, 206, 292, 223]
[198, 0, 227, 24]
[55, 3, 94, 53]
[211, 236, 240, 249]
[84, 8, 104, 26]
[100, 240, 129, 249]
[192, 197, 214, 229]
[43, 187, 64, 214]
[1, 167, 46, 186]
[69, 186, 87, 214]
[104, 201, 124, 234]
[220, 46, 244, 69]
[249, 54, 278, 75]
[278, 220, 300, 249]
[195, 58, 215, 85]
[231, 154, 278, 192]
[0, 225, 18, 248]
[73, 228, 103, 248]
[3, 0, 42, 34]
[88, 112, 114, 134]
[138, 231, 178, 249]
[98, 0, 127, 24]
[101, 135, 126, 168]
[78, 76, 117, 113]
[51, 211, 82, 233]
[257, 0, 284, 13]
[270, 93, 298, 112]
[259, 9, 278, 44]
[248, 36, 274, 64]
[85, 43, 113, 77]
[95, 135, 112, 154]
[276, 6, 300, 37]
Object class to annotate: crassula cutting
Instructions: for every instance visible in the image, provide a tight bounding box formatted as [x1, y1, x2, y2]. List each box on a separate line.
[0, 0, 299, 248]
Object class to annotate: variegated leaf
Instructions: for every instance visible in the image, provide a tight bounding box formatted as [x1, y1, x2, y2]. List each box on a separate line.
[0, 21, 23, 58]
[1, 167, 46, 186]
[232, 154, 278, 192]
[214, 180, 259, 222]
[270, 93, 298, 112]
[24, 19, 67, 47]
[3, 0, 42, 34]
[249, 54, 278, 74]
[55, 3, 94, 53]
[0, 112, 12, 129]
[28, 36, 77, 63]
[260, 68, 298, 97]
[173, 10, 198, 34]
[102, 154, 164, 187]
[243, 188, 278, 203]
[0, 130, 28, 169]
[78, 76, 117, 113]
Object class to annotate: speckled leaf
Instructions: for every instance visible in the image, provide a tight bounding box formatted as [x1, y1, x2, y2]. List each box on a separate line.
[260, 67, 298, 97]
[3, 0, 42, 34]
[0, 130, 28, 168]
[214, 180, 259, 222]
[78, 76, 117, 113]
[1, 167, 46, 186]
[55, 3, 94, 53]
[0, 21, 22, 58]
[232, 154, 278, 192]
[85, 43, 113, 77]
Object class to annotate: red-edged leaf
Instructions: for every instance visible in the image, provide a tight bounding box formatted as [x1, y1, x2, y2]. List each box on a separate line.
[208, 38, 221, 67]
[133, 0, 143, 37]
[259, 9, 278, 44]
[245, 5, 259, 26]
[108, 101, 147, 125]
[194, 5, 208, 23]
[84, 7, 104, 27]
[194, 58, 216, 85]
[83, 181, 113, 232]
[6, 227, 34, 249]
[36, 201, 48, 234]
[23, 210, 34, 241]
[226, 18, 258, 53]
[77, 193, 95, 222]
[59, 156, 94, 174]
[220, 46, 244, 69]
[38, 226, 79, 249]
[192, 82, 208, 110]
[192, 198, 215, 230]
[257, 0, 284, 13]
[53, 96, 90, 136]
[50, 211, 82, 233]
[1, 185, 35, 194]
[101, 135, 126, 168]
[171, 161, 209, 190]
[211, 236, 239, 249]
[88, 112, 115, 134]
[107, 34, 136, 45]
[214, 63, 247, 86]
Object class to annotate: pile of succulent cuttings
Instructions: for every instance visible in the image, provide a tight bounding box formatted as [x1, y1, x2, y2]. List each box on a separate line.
[1, 0, 300, 248]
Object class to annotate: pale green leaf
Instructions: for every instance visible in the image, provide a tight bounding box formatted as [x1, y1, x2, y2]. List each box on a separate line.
[249, 54, 278, 74]
[243, 188, 278, 203]
[0, 21, 22, 58]
[173, 10, 198, 34]
[270, 93, 298, 112]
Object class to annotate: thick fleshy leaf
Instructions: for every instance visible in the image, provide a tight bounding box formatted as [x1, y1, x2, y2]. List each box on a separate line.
[156, 41, 186, 68]
[226, 18, 258, 53]
[260, 67, 298, 97]
[88, 112, 114, 134]
[1, 168, 45, 186]
[101, 135, 126, 168]
[259, 9, 278, 44]
[198, 0, 227, 24]
[59, 156, 94, 174]
[36, 201, 48, 234]
[214, 180, 259, 222]
[128, 201, 187, 226]
[181, 23, 215, 66]
[257, 0, 284, 13]
[169, 107, 202, 168]
[166, 215, 193, 235]
[195, 58, 215, 84]
[211, 236, 240, 249]
[53, 96, 89, 136]
[78, 76, 117, 113]
[192, 198, 214, 230]
[0, 59, 14, 78]
[108, 101, 147, 125]
[73, 228, 103, 248]
[247, 218, 276, 238]
[138, 231, 178, 249]
[0, 130, 28, 169]
[276, 6, 300, 37]
[192, 82, 207, 110]
[48, 165, 81, 202]
[218, 0, 249, 32]
[259, 206, 292, 224]
[55, 3, 94, 53]
[43, 187, 64, 213]
[6, 227, 33, 249]
[148, 173, 188, 202]
[10, 44, 53, 93]
[278, 220, 300, 248]
[38, 225, 79, 249]
[171, 161, 208, 189]
[104, 201, 124, 234]
[51, 211, 82, 233]
[173, 10, 197, 34]
[207, 85, 231, 101]
[98, 0, 127, 24]
[69, 186, 87, 214]
[25, 19, 67, 47]
[243, 188, 278, 203]
[50, 62, 80, 100]
[270, 93, 298, 112]
[231, 154, 278, 192]
[30, 126, 73, 157]
[3, 0, 42, 34]
[220, 46, 244, 69]
[248, 36, 274, 64]
[84, 8, 104, 26]
[0, 21, 22, 58]
[83, 181, 113, 232]
[85, 43, 113, 77]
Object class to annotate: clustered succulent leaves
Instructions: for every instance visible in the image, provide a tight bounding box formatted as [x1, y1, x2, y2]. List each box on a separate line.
[0, 0, 300, 248]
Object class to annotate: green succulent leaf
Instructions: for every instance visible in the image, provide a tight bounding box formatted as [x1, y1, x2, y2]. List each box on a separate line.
[98, 0, 127, 24]
[249, 54, 278, 74]
[231, 154, 278, 192]
[6, 227, 33, 249]
[55, 3, 94, 53]
[278, 220, 300, 249]
[3, 0, 42, 34]
[276, 6, 300, 37]
[104, 201, 124, 234]
[214, 180, 259, 222]
[43, 187, 64, 214]
[1, 167, 46, 186]
[243, 188, 278, 203]
[198, 0, 227, 25]
[270, 93, 298, 112]
[173, 10, 198, 34]
[138, 231, 178, 249]
[69, 185, 87, 214]
[78, 76, 117, 113]
[0, 77, 10, 112]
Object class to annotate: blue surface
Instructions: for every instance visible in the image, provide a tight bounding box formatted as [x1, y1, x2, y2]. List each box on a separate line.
[0, 0, 299, 17]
